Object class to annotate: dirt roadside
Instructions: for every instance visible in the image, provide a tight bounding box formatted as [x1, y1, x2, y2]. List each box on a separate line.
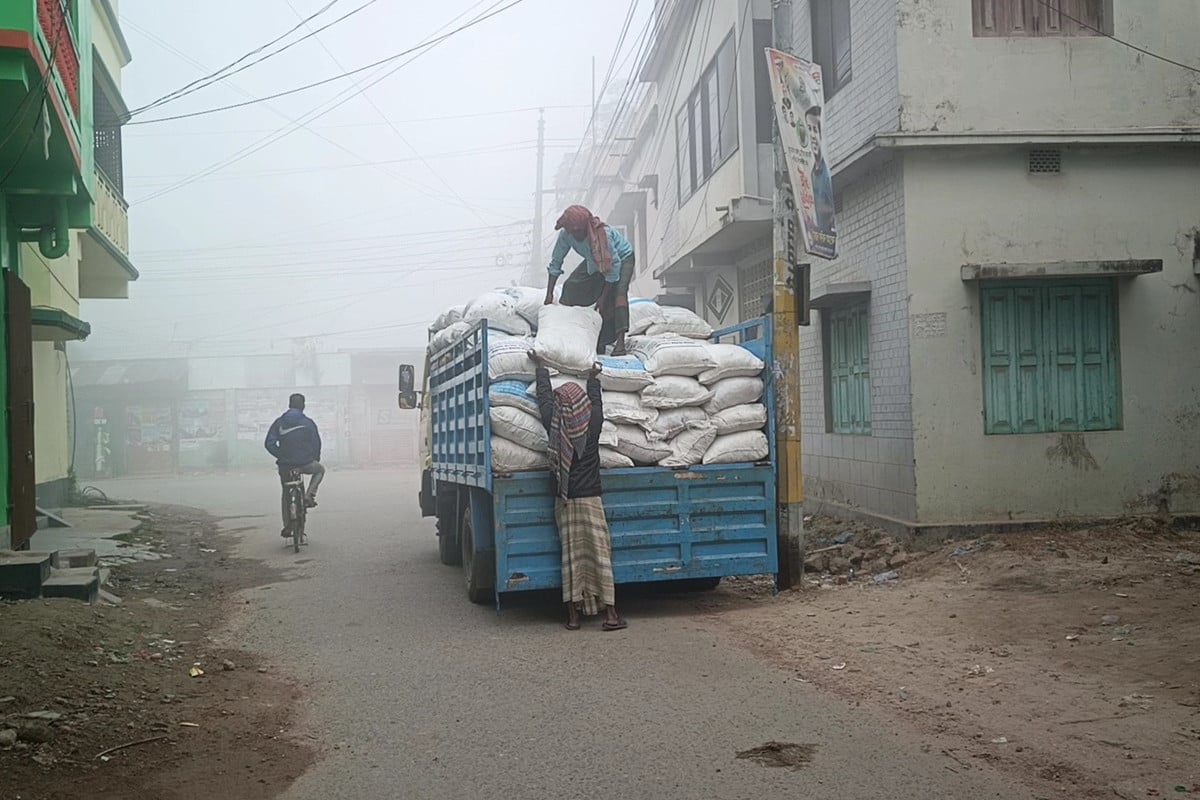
[699, 518, 1200, 800]
[0, 506, 313, 800]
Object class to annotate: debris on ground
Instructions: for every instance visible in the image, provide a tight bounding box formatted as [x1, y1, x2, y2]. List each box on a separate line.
[735, 741, 818, 770]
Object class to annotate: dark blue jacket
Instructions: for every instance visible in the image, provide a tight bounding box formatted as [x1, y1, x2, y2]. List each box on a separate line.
[264, 409, 322, 467]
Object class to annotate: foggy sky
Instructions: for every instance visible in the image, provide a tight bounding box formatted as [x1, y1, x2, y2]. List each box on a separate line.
[77, 0, 646, 361]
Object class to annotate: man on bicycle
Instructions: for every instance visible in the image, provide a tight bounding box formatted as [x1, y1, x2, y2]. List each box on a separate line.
[264, 394, 324, 534]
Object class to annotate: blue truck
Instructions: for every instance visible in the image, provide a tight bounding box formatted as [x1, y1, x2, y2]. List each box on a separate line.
[414, 317, 779, 605]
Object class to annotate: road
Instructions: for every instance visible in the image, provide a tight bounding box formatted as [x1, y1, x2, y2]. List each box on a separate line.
[97, 468, 1029, 800]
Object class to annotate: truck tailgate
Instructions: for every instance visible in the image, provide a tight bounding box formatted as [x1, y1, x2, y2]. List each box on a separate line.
[493, 464, 777, 592]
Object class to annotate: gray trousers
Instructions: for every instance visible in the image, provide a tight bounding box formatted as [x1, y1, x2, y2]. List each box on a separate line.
[279, 461, 325, 524]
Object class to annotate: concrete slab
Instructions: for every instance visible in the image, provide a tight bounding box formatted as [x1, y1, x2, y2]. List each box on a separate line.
[28, 509, 164, 567]
[0, 554, 52, 599]
[51, 549, 97, 569]
[41, 568, 100, 603]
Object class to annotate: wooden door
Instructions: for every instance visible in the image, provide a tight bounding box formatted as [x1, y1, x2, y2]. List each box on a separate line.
[5, 271, 35, 550]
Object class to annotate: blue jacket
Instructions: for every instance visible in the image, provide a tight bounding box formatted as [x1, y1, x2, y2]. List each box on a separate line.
[264, 409, 322, 467]
[547, 226, 634, 284]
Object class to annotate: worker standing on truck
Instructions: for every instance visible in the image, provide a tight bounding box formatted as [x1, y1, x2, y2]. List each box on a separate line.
[530, 354, 628, 632]
[544, 205, 635, 356]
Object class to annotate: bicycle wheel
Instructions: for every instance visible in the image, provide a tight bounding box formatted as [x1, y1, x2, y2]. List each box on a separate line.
[289, 487, 303, 553]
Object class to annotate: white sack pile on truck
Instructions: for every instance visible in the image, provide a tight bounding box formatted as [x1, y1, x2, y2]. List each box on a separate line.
[427, 289, 771, 474]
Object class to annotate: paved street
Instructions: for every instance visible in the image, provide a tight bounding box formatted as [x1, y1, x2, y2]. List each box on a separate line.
[95, 468, 1028, 799]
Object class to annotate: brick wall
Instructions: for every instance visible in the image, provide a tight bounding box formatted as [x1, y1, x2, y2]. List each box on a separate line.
[792, 0, 900, 166]
[799, 158, 915, 521]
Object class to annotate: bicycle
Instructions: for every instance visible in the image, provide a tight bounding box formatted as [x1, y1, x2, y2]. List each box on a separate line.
[281, 468, 308, 553]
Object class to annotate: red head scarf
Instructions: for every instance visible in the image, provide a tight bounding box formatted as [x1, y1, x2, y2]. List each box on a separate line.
[555, 205, 613, 275]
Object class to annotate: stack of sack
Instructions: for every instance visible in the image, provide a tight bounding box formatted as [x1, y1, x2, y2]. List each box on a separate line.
[428, 292, 770, 473]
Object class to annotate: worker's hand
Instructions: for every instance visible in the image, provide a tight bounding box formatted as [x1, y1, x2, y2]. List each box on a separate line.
[589, 362, 603, 378]
[528, 350, 545, 366]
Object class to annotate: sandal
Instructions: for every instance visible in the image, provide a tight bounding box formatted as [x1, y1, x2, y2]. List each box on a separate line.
[565, 621, 581, 631]
[601, 619, 628, 632]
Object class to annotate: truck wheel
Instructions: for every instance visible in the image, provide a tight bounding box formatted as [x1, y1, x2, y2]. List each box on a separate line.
[436, 517, 461, 566]
[460, 505, 493, 605]
[675, 577, 722, 592]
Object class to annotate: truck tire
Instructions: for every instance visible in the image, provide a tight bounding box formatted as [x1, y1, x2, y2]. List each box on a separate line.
[460, 505, 494, 605]
[675, 577, 722, 592]
[436, 517, 461, 566]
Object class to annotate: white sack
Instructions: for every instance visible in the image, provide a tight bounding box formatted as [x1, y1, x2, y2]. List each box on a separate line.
[488, 336, 537, 381]
[490, 407, 549, 453]
[603, 391, 657, 426]
[628, 298, 666, 335]
[643, 407, 708, 441]
[525, 375, 587, 397]
[659, 422, 718, 469]
[431, 304, 466, 333]
[429, 320, 471, 352]
[533, 305, 603, 374]
[703, 431, 770, 465]
[698, 343, 765, 385]
[645, 306, 713, 339]
[503, 286, 546, 326]
[704, 377, 764, 414]
[599, 420, 620, 448]
[463, 291, 531, 336]
[600, 447, 635, 469]
[710, 403, 768, 435]
[490, 380, 541, 417]
[491, 436, 548, 472]
[641, 376, 714, 409]
[596, 355, 655, 392]
[629, 334, 718, 377]
[614, 425, 673, 465]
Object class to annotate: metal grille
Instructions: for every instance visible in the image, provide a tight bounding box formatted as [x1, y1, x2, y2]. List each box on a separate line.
[93, 82, 124, 194]
[739, 255, 773, 321]
[1028, 148, 1062, 174]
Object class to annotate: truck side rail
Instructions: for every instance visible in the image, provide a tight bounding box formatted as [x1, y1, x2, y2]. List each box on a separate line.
[427, 319, 492, 492]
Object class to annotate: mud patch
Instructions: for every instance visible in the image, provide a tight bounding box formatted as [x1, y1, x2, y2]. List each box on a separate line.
[736, 741, 817, 770]
[1045, 433, 1099, 471]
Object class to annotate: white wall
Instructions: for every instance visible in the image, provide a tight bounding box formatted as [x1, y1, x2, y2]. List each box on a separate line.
[34, 344, 71, 485]
[904, 148, 1200, 522]
[801, 159, 915, 520]
[792, 0, 901, 166]
[895, 0, 1200, 134]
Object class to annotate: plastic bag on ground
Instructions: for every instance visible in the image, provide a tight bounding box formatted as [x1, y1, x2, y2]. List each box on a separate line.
[602, 391, 657, 426]
[503, 286, 546, 327]
[629, 334, 718, 377]
[533, 305, 603, 375]
[488, 336, 537, 381]
[643, 407, 708, 441]
[597, 355, 655, 392]
[429, 320, 472, 353]
[698, 343, 765, 385]
[645, 306, 713, 339]
[628, 298, 666, 335]
[600, 447, 634, 469]
[704, 377, 764, 414]
[641, 376, 714, 409]
[613, 425, 674, 465]
[490, 380, 540, 417]
[710, 403, 768, 435]
[491, 436, 548, 472]
[463, 291, 532, 336]
[703, 431, 770, 465]
[490, 407, 549, 453]
[658, 422, 718, 468]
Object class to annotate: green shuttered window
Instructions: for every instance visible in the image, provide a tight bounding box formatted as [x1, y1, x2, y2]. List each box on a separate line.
[980, 280, 1120, 435]
[828, 303, 871, 435]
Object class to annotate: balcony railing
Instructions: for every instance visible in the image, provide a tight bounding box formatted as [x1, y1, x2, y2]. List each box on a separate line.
[93, 166, 129, 254]
[37, 0, 80, 115]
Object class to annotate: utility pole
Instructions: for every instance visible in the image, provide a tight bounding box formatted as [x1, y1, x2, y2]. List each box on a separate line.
[529, 107, 546, 287]
[771, 0, 805, 588]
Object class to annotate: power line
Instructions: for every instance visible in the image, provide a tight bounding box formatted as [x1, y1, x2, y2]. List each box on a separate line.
[125, 0, 530, 127]
[1030, 0, 1200, 75]
[129, 0, 380, 116]
[283, 0, 492, 227]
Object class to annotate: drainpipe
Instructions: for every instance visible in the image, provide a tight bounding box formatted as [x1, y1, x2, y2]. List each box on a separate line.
[19, 198, 71, 260]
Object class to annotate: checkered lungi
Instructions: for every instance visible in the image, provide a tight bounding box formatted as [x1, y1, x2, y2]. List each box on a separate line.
[555, 496, 616, 615]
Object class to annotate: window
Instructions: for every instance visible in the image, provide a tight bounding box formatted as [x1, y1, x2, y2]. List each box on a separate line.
[811, 0, 852, 98]
[738, 255, 773, 320]
[980, 280, 1120, 435]
[677, 32, 739, 203]
[752, 20, 775, 145]
[825, 303, 871, 435]
[973, 0, 1105, 37]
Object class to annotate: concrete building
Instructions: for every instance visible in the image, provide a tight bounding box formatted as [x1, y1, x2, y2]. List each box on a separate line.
[584, 0, 1200, 527]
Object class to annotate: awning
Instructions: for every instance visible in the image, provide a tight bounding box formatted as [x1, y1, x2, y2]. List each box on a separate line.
[960, 260, 1162, 281]
[655, 196, 772, 284]
[810, 281, 872, 309]
[32, 308, 91, 342]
